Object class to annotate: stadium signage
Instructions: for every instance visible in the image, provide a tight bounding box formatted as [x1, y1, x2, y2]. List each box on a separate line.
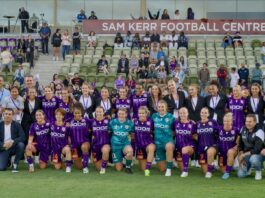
[83, 20, 265, 34]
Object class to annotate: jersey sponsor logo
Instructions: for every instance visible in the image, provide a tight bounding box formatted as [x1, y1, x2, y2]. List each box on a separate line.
[229, 105, 243, 110]
[70, 122, 86, 127]
[133, 98, 147, 103]
[197, 127, 213, 134]
[42, 101, 57, 107]
[116, 104, 130, 109]
[219, 136, 235, 141]
[175, 129, 192, 135]
[93, 126, 108, 131]
[135, 126, 150, 132]
[113, 131, 127, 136]
[51, 131, 65, 138]
[36, 129, 49, 136]
[154, 123, 169, 129]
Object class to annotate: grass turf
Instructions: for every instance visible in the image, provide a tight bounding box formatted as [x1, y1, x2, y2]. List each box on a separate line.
[0, 163, 265, 198]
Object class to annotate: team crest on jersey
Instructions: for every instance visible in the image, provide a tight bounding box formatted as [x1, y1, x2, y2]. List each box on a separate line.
[52, 98, 55, 102]
[147, 121, 150, 126]
[35, 125, 39, 130]
[220, 130, 223, 136]
[127, 99, 130, 103]
[125, 125, 129, 129]
[165, 118, 169, 123]
[62, 127, 66, 132]
[188, 124, 192, 129]
[231, 130, 235, 135]
[209, 122, 212, 126]
[114, 125, 118, 130]
[240, 100, 244, 104]
[104, 120, 108, 124]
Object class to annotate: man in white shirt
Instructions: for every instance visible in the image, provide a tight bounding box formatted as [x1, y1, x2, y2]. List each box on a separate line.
[0, 47, 13, 73]
[0, 108, 25, 172]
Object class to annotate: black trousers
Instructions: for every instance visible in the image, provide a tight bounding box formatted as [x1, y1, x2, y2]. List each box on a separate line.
[26, 51, 34, 68]
[41, 37, 49, 54]
[21, 20, 29, 33]
[0, 142, 25, 170]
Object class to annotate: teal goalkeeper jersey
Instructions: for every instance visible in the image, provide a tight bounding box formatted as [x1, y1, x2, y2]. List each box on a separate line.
[152, 113, 175, 146]
[109, 119, 134, 147]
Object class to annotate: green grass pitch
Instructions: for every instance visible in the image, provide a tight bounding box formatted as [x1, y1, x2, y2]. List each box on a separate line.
[1, 163, 265, 198]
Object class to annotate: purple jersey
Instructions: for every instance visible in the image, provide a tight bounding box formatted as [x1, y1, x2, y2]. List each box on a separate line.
[58, 101, 74, 122]
[218, 127, 239, 155]
[68, 118, 91, 147]
[29, 122, 51, 150]
[173, 120, 196, 149]
[197, 120, 218, 152]
[90, 118, 110, 149]
[39, 96, 61, 122]
[50, 122, 69, 151]
[228, 96, 246, 131]
[134, 118, 154, 148]
[131, 92, 148, 118]
[115, 97, 131, 119]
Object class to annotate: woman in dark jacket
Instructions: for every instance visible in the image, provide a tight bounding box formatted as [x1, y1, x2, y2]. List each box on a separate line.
[51, 28, 62, 61]
[24, 35, 35, 68]
[186, 84, 206, 122]
[163, 79, 186, 118]
[246, 83, 265, 126]
[147, 84, 162, 116]
[205, 81, 228, 125]
[96, 86, 113, 119]
[21, 87, 42, 143]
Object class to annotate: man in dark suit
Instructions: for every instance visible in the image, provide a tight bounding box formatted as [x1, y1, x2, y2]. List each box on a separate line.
[117, 54, 129, 77]
[0, 108, 25, 172]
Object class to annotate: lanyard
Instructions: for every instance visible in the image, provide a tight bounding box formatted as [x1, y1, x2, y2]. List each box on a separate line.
[82, 96, 90, 110]
[11, 97, 19, 110]
[251, 97, 259, 112]
[211, 95, 219, 110]
[101, 100, 110, 112]
[175, 99, 179, 109]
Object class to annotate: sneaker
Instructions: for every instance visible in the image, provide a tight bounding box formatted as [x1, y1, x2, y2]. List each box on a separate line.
[214, 160, 219, 170]
[180, 172, 188, 178]
[145, 169, 150, 176]
[247, 168, 253, 176]
[66, 166, 71, 173]
[173, 160, 178, 168]
[205, 172, 212, 178]
[12, 164, 19, 173]
[125, 168, 133, 174]
[255, 171, 262, 180]
[222, 172, 230, 180]
[34, 156, 40, 164]
[29, 164, 35, 173]
[152, 159, 157, 165]
[83, 167, 89, 174]
[195, 160, 201, 168]
[52, 56, 56, 61]
[100, 168, 106, 174]
[191, 160, 196, 167]
[165, 169, 172, 177]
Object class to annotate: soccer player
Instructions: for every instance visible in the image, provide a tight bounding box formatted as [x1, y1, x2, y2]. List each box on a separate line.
[134, 106, 156, 176]
[90, 106, 110, 174]
[218, 113, 239, 179]
[131, 83, 148, 118]
[152, 100, 175, 176]
[173, 107, 197, 178]
[197, 107, 219, 178]
[114, 87, 132, 119]
[109, 108, 134, 174]
[50, 108, 72, 173]
[228, 85, 246, 131]
[25, 110, 51, 172]
[68, 103, 91, 174]
[39, 85, 61, 122]
[58, 88, 74, 122]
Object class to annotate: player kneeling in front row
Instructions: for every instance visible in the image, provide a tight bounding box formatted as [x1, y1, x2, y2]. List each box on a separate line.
[218, 113, 239, 179]
[196, 108, 219, 178]
[26, 110, 51, 172]
[134, 107, 156, 176]
[91, 106, 110, 174]
[50, 108, 72, 173]
[174, 107, 197, 178]
[68, 103, 91, 174]
[109, 108, 134, 174]
[152, 100, 175, 176]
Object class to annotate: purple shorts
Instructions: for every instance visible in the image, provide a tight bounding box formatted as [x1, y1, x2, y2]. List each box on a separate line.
[175, 145, 194, 162]
[92, 144, 110, 162]
[35, 144, 51, 163]
[136, 147, 148, 160]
